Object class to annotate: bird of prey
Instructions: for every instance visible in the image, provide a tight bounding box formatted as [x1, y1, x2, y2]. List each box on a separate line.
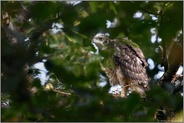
[92, 33, 149, 97]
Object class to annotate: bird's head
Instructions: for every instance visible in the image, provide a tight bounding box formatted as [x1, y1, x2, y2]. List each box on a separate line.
[92, 33, 111, 50]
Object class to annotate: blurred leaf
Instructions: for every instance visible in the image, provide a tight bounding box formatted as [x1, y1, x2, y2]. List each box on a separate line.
[1, 1, 183, 122]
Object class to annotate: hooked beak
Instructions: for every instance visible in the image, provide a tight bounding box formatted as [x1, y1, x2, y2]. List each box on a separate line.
[92, 38, 104, 49]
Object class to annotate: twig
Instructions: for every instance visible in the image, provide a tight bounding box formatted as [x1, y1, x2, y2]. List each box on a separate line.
[53, 89, 71, 96]
[139, 7, 160, 16]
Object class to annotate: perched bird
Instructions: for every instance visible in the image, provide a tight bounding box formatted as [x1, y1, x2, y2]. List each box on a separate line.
[92, 33, 149, 97]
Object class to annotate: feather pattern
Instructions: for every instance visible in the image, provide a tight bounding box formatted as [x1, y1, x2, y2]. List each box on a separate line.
[92, 33, 149, 97]
[114, 44, 148, 86]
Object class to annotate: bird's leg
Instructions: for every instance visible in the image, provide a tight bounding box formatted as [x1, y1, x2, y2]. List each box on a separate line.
[120, 85, 128, 98]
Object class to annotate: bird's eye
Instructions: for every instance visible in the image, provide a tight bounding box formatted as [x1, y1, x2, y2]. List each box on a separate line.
[98, 37, 103, 40]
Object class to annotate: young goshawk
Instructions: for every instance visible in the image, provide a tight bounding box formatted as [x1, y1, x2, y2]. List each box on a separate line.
[92, 33, 149, 97]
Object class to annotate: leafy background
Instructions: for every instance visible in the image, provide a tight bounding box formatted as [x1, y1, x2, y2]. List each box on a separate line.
[1, 1, 183, 122]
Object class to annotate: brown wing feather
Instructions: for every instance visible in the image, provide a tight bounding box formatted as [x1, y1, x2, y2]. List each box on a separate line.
[114, 44, 148, 87]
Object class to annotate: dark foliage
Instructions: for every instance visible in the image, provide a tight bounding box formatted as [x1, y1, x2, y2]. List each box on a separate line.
[1, 1, 183, 122]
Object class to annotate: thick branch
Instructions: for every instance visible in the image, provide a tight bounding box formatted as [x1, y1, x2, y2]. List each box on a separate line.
[159, 41, 183, 94]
